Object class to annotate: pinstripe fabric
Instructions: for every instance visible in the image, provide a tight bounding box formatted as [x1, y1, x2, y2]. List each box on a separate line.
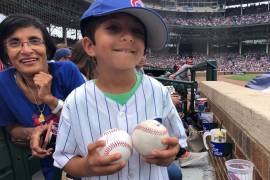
[53, 75, 187, 180]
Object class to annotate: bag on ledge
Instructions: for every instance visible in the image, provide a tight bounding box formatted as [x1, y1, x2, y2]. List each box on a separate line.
[187, 125, 205, 152]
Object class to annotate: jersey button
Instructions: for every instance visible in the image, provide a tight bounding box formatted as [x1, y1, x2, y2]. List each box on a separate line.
[119, 112, 125, 117]
[128, 173, 134, 179]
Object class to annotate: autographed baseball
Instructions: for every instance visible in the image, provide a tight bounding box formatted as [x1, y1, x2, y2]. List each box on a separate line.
[98, 128, 133, 163]
[132, 119, 169, 156]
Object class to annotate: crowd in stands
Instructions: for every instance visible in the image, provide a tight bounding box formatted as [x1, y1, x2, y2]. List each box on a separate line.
[174, 12, 270, 26]
[159, 4, 270, 27]
[146, 52, 270, 72]
[215, 53, 270, 72]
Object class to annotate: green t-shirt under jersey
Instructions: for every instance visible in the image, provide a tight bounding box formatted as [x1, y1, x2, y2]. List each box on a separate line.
[102, 74, 143, 105]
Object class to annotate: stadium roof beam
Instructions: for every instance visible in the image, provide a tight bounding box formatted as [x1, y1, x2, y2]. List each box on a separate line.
[226, 0, 269, 6]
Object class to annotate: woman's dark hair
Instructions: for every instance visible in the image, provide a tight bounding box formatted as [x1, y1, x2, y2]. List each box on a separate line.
[71, 40, 96, 80]
[0, 14, 56, 66]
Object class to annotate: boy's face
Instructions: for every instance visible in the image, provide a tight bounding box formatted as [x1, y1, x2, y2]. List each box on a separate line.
[83, 13, 146, 72]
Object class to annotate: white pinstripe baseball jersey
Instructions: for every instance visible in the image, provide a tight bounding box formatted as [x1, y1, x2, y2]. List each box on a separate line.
[53, 74, 187, 180]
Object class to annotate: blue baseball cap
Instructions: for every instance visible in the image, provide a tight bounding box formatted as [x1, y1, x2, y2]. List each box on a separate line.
[53, 48, 72, 60]
[80, 0, 167, 50]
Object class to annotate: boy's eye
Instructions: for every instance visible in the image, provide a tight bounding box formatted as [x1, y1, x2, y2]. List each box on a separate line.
[106, 25, 121, 33]
[104, 23, 145, 39]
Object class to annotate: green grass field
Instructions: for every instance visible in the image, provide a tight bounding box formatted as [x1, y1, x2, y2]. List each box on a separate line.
[227, 74, 260, 81]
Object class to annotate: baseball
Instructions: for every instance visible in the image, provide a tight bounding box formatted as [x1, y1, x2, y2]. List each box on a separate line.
[132, 119, 169, 156]
[98, 128, 133, 163]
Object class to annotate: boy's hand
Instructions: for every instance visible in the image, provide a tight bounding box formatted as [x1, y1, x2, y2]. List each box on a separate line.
[141, 137, 180, 166]
[83, 140, 126, 176]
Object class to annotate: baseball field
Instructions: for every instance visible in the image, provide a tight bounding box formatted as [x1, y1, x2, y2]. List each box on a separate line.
[197, 73, 261, 87]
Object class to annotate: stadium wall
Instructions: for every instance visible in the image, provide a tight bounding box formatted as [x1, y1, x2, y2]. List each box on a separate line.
[200, 81, 270, 180]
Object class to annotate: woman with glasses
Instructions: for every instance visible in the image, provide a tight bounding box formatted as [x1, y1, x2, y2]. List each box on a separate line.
[0, 14, 84, 180]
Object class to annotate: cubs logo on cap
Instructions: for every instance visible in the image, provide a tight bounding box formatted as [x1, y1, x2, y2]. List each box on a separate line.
[131, 0, 144, 7]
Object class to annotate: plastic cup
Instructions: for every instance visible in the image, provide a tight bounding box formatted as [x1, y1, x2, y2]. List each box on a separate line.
[225, 159, 254, 180]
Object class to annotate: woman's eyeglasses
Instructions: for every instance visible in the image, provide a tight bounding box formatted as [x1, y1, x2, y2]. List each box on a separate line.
[6, 38, 44, 50]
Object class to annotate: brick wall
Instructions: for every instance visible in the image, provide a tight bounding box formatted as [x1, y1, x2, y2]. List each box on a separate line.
[200, 81, 270, 180]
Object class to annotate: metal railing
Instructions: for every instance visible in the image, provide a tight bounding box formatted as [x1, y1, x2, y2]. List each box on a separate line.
[190, 59, 217, 81]
[154, 59, 217, 119]
[155, 77, 198, 119]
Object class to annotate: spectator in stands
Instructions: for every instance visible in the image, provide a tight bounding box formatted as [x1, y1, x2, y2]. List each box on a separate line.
[170, 90, 208, 168]
[169, 57, 193, 81]
[173, 63, 180, 72]
[53, 47, 72, 61]
[56, 43, 68, 49]
[53, 0, 185, 179]
[145, 52, 270, 73]
[71, 40, 96, 80]
[0, 14, 84, 180]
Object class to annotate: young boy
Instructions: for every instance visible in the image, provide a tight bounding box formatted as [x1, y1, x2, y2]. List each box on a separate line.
[53, 0, 187, 179]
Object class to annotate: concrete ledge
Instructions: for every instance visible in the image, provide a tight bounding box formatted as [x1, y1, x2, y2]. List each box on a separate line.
[200, 81, 270, 153]
[200, 81, 270, 180]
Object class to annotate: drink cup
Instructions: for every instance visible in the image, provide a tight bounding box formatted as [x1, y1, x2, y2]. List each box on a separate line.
[195, 98, 208, 112]
[226, 159, 254, 180]
[199, 112, 217, 131]
[203, 128, 229, 157]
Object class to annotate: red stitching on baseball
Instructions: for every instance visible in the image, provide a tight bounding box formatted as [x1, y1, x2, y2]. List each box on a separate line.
[103, 141, 132, 156]
[135, 125, 168, 136]
[103, 128, 119, 136]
